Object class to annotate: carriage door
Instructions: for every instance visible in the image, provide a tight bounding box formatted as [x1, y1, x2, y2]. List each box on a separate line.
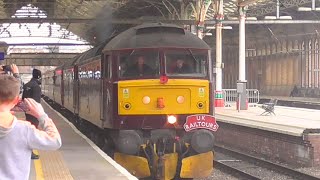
[61, 70, 64, 106]
[100, 54, 112, 127]
[73, 66, 80, 114]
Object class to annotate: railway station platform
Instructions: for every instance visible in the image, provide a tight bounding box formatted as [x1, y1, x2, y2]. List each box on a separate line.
[260, 96, 320, 105]
[260, 96, 320, 110]
[214, 105, 320, 167]
[14, 101, 137, 180]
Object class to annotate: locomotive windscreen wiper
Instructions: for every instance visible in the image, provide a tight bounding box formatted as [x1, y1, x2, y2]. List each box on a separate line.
[125, 49, 136, 62]
[186, 48, 199, 64]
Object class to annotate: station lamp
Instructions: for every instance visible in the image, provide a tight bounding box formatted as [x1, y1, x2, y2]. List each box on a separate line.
[226, 16, 257, 21]
[297, 0, 320, 11]
[264, 0, 292, 20]
[205, 26, 233, 30]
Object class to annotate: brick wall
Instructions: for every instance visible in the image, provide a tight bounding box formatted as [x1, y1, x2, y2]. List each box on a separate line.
[214, 122, 319, 167]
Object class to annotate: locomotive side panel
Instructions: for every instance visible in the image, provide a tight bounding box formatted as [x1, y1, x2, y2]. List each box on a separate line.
[78, 60, 102, 127]
[64, 68, 74, 112]
[100, 54, 114, 129]
[53, 70, 63, 106]
[46, 71, 55, 101]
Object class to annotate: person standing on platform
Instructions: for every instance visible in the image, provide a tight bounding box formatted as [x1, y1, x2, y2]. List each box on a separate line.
[22, 68, 42, 159]
[0, 75, 61, 180]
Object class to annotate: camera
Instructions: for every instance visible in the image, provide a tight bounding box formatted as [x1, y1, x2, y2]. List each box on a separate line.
[2, 65, 11, 72]
[11, 101, 29, 112]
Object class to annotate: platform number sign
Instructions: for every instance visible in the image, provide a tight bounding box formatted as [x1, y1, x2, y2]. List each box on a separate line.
[199, 88, 205, 97]
[123, 89, 129, 98]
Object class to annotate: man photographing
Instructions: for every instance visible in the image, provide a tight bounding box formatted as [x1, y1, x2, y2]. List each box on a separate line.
[0, 75, 61, 180]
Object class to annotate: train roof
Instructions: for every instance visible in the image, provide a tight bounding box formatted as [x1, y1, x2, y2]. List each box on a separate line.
[55, 54, 81, 70]
[58, 35, 116, 69]
[75, 37, 114, 65]
[103, 23, 210, 50]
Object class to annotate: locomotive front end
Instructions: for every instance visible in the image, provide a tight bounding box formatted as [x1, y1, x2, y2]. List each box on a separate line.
[112, 49, 217, 179]
[115, 79, 217, 179]
[101, 23, 218, 179]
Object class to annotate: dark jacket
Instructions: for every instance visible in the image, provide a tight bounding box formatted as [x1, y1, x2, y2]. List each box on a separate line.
[172, 65, 192, 74]
[22, 78, 41, 127]
[22, 78, 41, 103]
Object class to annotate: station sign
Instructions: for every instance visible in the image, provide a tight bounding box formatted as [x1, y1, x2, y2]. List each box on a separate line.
[184, 114, 219, 132]
[0, 52, 4, 60]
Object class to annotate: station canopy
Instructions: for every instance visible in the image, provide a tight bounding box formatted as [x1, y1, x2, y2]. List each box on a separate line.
[0, 0, 317, 46]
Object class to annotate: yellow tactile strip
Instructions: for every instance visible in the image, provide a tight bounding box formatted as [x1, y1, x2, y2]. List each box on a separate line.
[38, 150, 74, 180]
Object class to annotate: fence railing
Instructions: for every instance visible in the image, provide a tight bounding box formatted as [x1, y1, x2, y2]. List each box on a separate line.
[222, 89, 260, 107]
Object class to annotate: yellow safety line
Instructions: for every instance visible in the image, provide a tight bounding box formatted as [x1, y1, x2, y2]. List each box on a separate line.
[33, 150, 45, 180]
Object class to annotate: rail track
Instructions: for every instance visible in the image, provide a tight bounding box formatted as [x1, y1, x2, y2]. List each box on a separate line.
[214, 145, 320, 180]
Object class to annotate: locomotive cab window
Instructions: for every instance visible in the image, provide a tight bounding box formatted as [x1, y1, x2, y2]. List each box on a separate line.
[119, 50, 160, 79]
[165, 49, 208, 77]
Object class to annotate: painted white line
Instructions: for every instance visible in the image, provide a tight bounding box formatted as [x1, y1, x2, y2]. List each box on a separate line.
[42, 100, 138, 180]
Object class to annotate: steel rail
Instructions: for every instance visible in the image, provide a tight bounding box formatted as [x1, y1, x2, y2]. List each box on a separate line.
[214, 160, 261, 180]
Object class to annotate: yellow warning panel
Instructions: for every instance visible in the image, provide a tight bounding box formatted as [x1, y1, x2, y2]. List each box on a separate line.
[199, 88, 205, 97]
[123, 89, 129, 98]
[114, 152, 151, 178]
[180, 151, 213, 178]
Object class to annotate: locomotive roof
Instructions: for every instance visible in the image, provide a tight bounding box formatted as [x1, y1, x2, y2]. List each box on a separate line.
[56, 54, 82, 70]
[57, 42, 106, 69]
[103, 23, 210, 51]
[74, 37, 115, 65]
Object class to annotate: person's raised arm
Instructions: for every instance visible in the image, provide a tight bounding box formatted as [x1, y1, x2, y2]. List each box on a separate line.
[24, 98, 62, 150]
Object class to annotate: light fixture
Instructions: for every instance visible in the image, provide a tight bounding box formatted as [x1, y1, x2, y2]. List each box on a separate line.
[264, 0, 292, 20]
[142, 96, 151, 104]
[167, 115, 177, 124]
[205, 26, 233, 30]
[264, 16, 292, 20]
[227, 17, 257, 21]
[279, 16, 292, 20]
[246, 17, 257, 21]
[176, 96, 185, 104]
[297, 0, 320, 11]
[298, 7, 320, 11]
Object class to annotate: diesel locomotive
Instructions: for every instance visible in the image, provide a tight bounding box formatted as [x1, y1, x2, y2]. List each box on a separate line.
[42, 23, 218, 179]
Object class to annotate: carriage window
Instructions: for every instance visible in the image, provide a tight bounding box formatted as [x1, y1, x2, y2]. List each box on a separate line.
[102, 55, 111, 79]
[119, 50, 160, 78]
[165, 49, 207, 77]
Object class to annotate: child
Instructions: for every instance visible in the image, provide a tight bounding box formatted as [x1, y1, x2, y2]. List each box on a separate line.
[0, 75, 61, 180]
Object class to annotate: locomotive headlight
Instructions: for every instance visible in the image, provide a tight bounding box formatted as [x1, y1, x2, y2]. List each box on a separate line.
[142, 96, 151, 104]
[176, 96, 185, 104]
[167, 115, 177, 124]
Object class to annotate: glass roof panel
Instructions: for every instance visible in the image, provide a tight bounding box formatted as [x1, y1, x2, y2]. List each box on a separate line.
[1, 4, 91, 54]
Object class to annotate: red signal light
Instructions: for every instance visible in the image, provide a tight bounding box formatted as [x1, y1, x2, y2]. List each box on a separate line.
[160, 75, 168, 84]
